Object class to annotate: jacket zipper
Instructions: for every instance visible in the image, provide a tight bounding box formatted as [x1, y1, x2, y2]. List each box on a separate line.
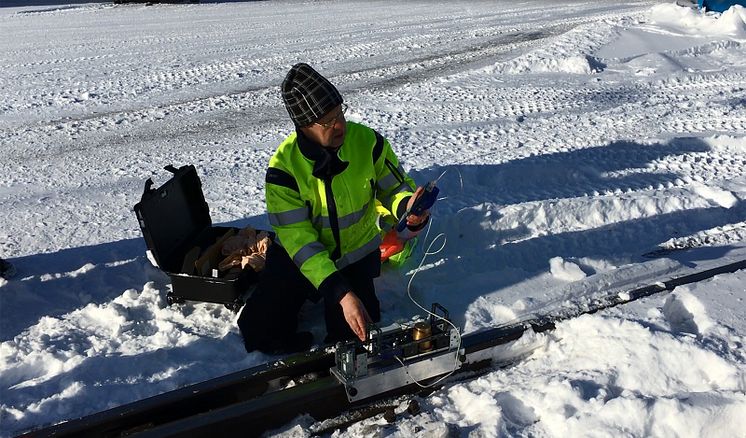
[324, 176, 342, 261]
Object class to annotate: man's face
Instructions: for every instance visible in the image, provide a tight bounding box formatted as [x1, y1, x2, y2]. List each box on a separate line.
[299, 104, 347, 149]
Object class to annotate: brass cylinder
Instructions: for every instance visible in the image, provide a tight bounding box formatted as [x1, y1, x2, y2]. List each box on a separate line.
[412, 321, 433, 352]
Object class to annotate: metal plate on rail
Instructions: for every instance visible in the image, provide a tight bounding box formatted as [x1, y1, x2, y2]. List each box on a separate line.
[331, 348, 462, 402]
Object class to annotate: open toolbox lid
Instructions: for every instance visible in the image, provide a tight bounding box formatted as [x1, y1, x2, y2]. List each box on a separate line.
[134, 165, 211, 272]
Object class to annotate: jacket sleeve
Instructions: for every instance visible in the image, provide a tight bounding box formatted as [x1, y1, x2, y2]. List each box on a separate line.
[373, 132, 417, 219]
[265, 166, 352, 302]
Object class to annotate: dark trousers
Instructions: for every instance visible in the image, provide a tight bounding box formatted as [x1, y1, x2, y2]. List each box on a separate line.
[238, 243, 381, 352]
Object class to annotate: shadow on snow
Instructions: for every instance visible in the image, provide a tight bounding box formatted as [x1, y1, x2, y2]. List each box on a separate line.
[0, 215, 267, 342]
[390, 137, 743, 323]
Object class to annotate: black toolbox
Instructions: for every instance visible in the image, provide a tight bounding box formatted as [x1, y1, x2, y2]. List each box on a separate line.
[134, 164, 267, 311]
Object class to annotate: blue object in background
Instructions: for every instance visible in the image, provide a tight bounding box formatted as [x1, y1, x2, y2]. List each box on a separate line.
[698, 0, 746, 12]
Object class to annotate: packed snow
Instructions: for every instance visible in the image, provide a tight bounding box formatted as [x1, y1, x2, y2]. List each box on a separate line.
[1, 1, 746, 437]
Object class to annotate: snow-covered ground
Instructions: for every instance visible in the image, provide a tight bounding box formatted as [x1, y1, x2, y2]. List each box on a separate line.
[1, 1, 746, 436]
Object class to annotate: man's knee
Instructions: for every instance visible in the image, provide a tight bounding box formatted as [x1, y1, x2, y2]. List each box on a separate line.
[237, 277, 310, 352]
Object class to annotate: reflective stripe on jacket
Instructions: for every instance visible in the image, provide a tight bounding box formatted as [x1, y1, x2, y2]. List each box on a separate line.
[265, 121, 415, 301]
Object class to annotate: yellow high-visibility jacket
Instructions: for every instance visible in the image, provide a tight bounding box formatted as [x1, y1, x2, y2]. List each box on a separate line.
[265, 121, 416, 301]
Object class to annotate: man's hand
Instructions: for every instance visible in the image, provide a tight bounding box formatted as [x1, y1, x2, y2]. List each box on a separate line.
[339, 291, 371, 341]
[405, 186, 430, 228]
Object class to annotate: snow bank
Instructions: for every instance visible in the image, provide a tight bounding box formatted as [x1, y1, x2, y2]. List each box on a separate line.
[492, 22, 613, 75]
[596, 3, 746, 76]
[491, 4, 746, 75]
[650, 3, 746, 38]
[691, 184, 739, 208]
[0, 282, 263, 433]
[663, 288, 716, 335]
[502, 55, 602, 75]
[549, 256, 587, 282]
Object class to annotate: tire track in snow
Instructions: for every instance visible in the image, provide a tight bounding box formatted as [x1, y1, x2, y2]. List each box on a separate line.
[393, 65, 746, 166]
[0, 2, 651, 132]
[0, 23, 604, 161]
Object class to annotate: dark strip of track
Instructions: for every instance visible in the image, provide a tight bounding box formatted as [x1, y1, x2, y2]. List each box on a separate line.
[23, 259, 746, 437]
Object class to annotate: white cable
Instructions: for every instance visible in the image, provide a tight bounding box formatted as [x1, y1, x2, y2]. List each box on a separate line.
[397, 216, 463, 389]
[397, 166, 466, 387]
[419, 167, 462, 256]
[419, 210, 435, 253]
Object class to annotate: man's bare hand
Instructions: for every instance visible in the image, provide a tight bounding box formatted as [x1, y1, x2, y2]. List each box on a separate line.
[339, 291, 371, 341]
[406, 186, 430, 227]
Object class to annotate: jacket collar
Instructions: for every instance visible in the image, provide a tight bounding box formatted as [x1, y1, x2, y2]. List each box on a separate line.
[296, 129, 349, 179]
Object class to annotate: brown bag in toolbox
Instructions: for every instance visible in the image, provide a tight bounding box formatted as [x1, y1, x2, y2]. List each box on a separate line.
[134, 164, 272, 311]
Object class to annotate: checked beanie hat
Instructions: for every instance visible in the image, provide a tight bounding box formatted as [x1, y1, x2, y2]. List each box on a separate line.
[281, 63, 343, 127]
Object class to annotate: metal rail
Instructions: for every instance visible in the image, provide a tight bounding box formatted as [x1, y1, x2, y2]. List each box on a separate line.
[22, 258, 746, 437]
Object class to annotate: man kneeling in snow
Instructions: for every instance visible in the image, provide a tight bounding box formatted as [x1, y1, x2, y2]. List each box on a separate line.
[238, 63, 430, 354]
